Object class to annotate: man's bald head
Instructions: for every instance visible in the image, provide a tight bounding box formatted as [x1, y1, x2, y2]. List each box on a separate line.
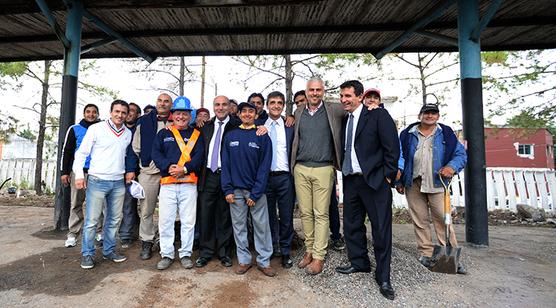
[156, 92, 173, 116]
[213, 95, 230, 121]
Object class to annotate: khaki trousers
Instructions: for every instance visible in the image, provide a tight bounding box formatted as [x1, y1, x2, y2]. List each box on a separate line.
[406, 178, 458, 257]
[67, 173, 103, 237]
[293, 164, 334, 260]
[138, 172, 161, 242]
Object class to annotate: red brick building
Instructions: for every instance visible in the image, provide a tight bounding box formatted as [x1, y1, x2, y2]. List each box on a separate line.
[484, 128, 554, 169]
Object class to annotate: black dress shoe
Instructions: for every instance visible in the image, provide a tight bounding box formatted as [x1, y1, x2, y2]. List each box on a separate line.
[220, 256, 233, 267]
[195, 257, 209, 268]
[281, 255, 293, 269]
[378, 282, 395, 300]
[335, 264, 371, 274]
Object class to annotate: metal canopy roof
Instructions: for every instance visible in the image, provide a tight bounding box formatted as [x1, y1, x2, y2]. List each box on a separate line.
[0, 0, 555, 62]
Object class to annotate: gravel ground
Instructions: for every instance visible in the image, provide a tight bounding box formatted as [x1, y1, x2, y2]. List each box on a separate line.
[290, 239, 452, 307]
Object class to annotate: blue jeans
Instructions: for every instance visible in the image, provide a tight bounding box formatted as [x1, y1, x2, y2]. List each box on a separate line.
[119, 184, 138, 240]
[230, 189, 272, 267]
[81, 175, 125, 257]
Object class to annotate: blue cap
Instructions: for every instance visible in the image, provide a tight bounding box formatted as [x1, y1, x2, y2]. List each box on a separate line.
[171, 96, 193, 112]
[238, 101, 256, 112]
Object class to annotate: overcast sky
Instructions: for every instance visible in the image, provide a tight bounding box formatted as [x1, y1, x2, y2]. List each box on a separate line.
[2, 51, 554, 133]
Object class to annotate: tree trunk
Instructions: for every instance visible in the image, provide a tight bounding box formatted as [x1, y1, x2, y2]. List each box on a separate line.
[200, 56, 206, 107]
[179, 56, 185, 96]
[418, 53, 427, 106]
[284, 55, 293, 116]
[34, 60, 51, 195]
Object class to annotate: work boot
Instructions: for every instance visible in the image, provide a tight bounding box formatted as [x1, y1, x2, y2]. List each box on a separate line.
[298, 252, 313, 269]
[140, 241, 153, 260]
[306, 259, 324, 275]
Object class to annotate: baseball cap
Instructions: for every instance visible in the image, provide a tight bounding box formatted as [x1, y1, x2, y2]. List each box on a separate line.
[363, 88, 381, 99]
[419, 104, 440, 114]
[129, 180, 145, 199]
[238, 101, 256, 112]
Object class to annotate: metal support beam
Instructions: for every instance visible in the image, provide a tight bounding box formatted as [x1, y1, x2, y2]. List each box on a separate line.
[415, 30, 458, 46]
[471, 0, 503, 42]
[374, 0, 456, 59]
[54, 0, 83, 231]
[458, 0, 489, 247]
[83, 10, 155, 63]
[34, 0, 70, 48]
[81, 37, 117, 54]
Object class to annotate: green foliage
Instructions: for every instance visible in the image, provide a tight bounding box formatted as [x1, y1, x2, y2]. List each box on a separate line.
[17, 179, 32, 190]
[506, 109, 555, 132]
[17, 124, 36, 141]
[0, 113, 19, 143]
[481, 51, 510, 65]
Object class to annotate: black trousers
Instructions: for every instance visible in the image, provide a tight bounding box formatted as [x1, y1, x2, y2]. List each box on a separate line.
[329, 182, 341, 240]
[198, 169, 233, 259]
[266, 172, 295, 255]
[343, 174, 392, 283]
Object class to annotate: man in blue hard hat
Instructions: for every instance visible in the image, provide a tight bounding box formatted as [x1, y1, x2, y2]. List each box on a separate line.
[125, 93, 173, 260]
[151, 96, 204, 270]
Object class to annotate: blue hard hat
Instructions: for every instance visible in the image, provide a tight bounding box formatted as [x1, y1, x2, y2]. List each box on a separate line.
[171, 96, 193, 112]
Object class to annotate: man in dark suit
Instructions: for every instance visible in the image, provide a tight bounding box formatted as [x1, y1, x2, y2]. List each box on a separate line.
[195, 95, 241, 268]
[263, 91, 296, 268]
[334, 80, 399, 301]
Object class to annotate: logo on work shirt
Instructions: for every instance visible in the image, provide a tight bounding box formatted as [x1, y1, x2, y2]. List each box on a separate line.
[248, 142, 259, 149]
[230, 141, 239, 147]
[163, 137, 175, 143]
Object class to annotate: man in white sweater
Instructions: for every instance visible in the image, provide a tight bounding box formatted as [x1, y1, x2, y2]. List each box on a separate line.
[73, 100, 133, 269]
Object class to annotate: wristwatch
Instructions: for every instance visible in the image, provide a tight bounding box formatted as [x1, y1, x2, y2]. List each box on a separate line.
[183, 166, 188, 174]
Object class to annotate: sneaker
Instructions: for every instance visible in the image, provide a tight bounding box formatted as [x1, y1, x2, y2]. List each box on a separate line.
[157, 257, 173, 270]
[331, 236, 346, 251]
[180, 256, 194, 269]
[103, 252, 127, 263]
[418, 256, 433, 268]
[81, 255, 94, 269]
[457, 261, 467, 275]
[65, 236, 77, 248]
[121, 239, 133, 249]
[95, 233, 103, 242]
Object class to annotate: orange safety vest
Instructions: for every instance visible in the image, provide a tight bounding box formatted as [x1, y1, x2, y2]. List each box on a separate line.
[160, 126, 200, 185]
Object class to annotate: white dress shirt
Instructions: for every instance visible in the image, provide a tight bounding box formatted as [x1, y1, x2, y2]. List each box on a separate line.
[265, 117, 289, 172]
[344, 103, 363, 174]
[206, 115, 230, 169]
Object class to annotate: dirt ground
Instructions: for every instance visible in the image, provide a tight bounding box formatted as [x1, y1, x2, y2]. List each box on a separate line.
[0, 205, 555, 307]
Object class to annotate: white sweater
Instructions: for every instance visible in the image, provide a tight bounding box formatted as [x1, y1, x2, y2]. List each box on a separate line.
[72, 119, 132, 181]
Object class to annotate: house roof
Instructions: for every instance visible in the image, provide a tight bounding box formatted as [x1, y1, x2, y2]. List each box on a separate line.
[0, 0, 555, 62]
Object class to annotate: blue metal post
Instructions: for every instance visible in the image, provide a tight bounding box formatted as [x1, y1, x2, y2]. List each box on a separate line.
[54, 0, 83, 230]
[458, 0, 489, 246]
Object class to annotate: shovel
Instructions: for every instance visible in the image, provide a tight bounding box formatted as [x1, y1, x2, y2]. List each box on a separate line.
[429, 174, 461, 274]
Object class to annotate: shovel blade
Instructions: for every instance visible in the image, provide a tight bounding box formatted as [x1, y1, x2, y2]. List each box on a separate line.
[430, 245, 462, 274]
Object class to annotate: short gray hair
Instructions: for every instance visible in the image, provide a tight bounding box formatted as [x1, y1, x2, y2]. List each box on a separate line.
[307, 76, 324, 85]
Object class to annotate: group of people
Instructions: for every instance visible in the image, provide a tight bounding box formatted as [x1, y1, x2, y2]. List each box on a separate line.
[62, 76, 467, 301]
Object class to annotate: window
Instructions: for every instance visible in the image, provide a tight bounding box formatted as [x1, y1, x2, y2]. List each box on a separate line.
[517, 144, 534, 158]
[518, 144, 532, 155]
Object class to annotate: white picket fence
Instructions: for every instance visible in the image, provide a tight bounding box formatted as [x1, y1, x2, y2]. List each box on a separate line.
[338, 168, 555, 212]
[0, 159, 554, 212]
[0, 159, 57, 191]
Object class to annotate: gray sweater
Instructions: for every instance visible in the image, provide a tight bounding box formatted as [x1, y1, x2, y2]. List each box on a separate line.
[296, 106, 334, 167]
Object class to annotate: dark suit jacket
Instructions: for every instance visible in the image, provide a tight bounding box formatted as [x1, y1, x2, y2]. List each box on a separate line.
[284, 123, 294, 166]
[291, 101, 345, 171]
[197, 115, 241, 191]
[341, 107, 400, 190]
